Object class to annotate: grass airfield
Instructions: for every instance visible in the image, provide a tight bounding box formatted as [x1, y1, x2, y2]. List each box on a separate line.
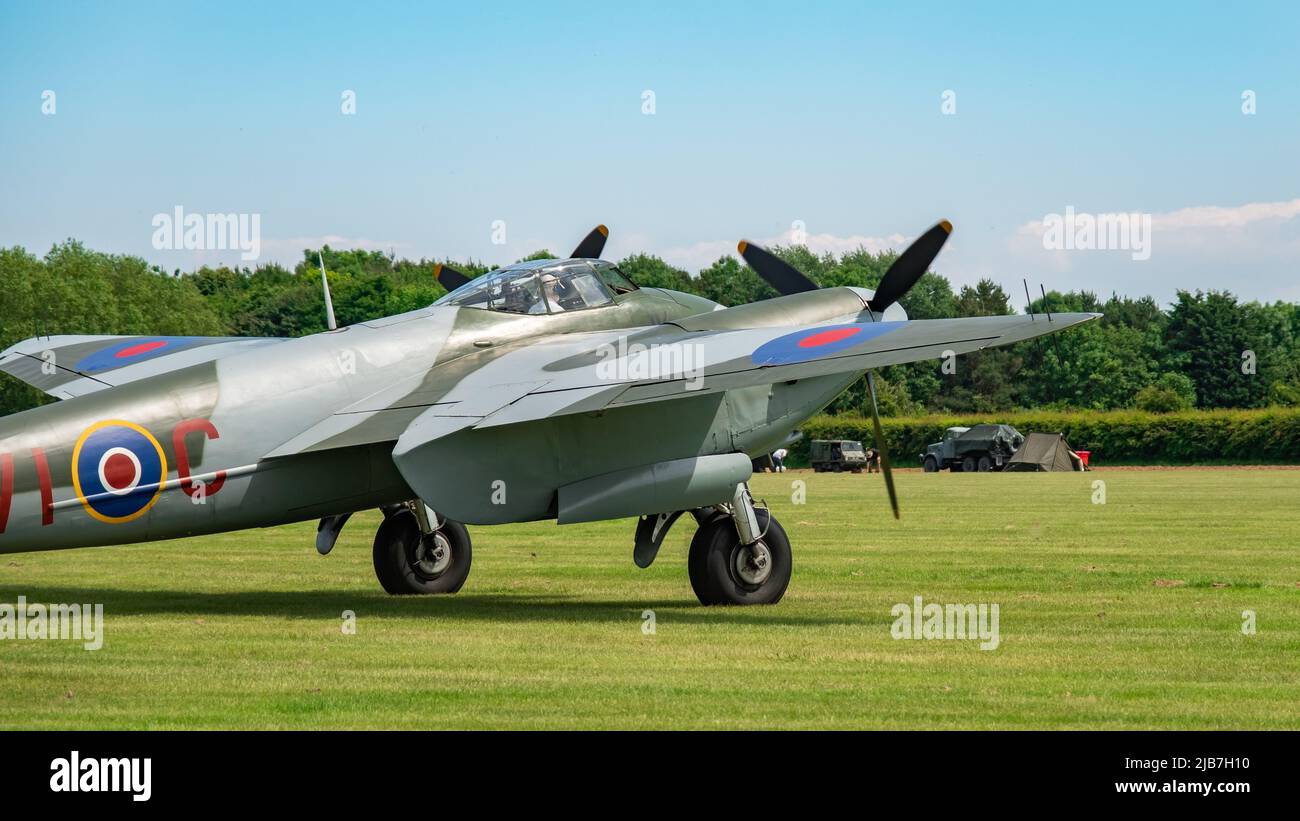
[2, 468, 1298, 729]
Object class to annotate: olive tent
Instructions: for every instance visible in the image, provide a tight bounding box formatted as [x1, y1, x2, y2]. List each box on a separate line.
[1003, 432, 1084, 472]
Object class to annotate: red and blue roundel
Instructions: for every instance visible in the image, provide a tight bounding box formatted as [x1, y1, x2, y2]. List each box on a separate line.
[72, 421, 169, 524]
[75, 337, 206, 374]
[751, 322, 903, 366]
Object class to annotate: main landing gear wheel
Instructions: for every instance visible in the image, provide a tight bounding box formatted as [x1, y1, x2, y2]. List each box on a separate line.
[373, 508, 472, 595]
[688, 509, 792, 606]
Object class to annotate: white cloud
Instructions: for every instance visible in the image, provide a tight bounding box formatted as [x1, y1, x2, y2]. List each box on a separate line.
[1154, 199, 1300, 230]
[653, 229, 913, 273]
[1012, 198, 1300, 262]
[640, 200, 1299, 303]
[655, 238, 741, 272]
[1006, 198, 1300, 302]
[135, 235, 415, 270]
[258, 235, 409, 266]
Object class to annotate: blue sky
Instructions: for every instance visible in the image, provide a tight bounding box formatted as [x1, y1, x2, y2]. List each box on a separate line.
[2, 0, 1297, 304]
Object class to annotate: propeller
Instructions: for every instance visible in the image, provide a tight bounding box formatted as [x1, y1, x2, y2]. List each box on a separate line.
[865, 371, 900, 520]
[571, 224, 609, 259]
[736, 222, 935, 519]
[433, 263, 472, 291]
[736, 240, 819, 295]
[866, 220, 952, 313]
[737, 220, 953, 313]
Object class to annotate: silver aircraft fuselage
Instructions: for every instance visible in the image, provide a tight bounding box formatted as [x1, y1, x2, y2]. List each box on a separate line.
[0, 285, 869, 553]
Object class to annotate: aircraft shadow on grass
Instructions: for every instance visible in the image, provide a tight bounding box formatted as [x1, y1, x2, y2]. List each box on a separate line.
[0, 585, 863, 628]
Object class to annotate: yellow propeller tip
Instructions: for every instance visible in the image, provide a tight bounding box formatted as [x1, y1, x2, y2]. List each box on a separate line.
[433, 263, 443, 280]
[737, 240, 748, 254]
[597, 224, 608, 237]
[940, 219, 953, 234]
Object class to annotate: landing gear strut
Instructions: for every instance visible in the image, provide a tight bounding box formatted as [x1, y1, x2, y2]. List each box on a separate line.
[373, 502, 473, 595]
[688, 483, 792, 606]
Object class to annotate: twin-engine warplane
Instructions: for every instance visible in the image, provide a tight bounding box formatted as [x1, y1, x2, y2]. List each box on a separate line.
[0, 223, 1095, 604]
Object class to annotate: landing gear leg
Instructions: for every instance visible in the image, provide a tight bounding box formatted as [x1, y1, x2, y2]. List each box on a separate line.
[688, 483, 792, 606]
[373, 501, 473, 595]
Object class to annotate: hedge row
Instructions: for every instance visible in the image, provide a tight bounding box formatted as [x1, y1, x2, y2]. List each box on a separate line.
[789, 408, 1300, 466]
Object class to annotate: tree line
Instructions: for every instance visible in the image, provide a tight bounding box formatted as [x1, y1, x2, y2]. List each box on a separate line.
[2, 239, 1297, 419]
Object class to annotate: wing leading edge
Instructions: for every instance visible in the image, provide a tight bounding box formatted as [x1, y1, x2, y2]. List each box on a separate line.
[271, 312, 1097, 458]
[472, 312, 1099, 425]
[0, 334, 283, 399]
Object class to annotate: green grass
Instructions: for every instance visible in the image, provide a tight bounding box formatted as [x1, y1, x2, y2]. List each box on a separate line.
[2, 469, 1299, 729]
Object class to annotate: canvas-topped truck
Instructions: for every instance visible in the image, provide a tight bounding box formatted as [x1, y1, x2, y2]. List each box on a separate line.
[810, 439, 869, 473]
[921, 424, 1024, 473]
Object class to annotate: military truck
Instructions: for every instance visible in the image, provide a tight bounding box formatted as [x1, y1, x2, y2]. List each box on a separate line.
[810, 439, 868, 473]
[921, 424, 1024, 473]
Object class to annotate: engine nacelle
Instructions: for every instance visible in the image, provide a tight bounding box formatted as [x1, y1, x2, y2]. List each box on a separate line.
[557, 453, 752, 524]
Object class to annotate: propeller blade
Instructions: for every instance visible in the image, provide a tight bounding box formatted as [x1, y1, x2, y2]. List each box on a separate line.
[571, 224, 609, 259]
[318, 252, 337, 331]
[434, 263, 471, 291]
[737, 240, 819, 295]
[867, 220, 952, 313]
[866, 371, 900, 520]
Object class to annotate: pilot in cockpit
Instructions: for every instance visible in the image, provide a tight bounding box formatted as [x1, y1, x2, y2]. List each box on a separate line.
[541, 273, 566, 312]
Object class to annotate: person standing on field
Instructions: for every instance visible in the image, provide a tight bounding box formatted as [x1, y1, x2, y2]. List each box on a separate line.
[772, 447, 788, 472]
[865, 447, 880, 474]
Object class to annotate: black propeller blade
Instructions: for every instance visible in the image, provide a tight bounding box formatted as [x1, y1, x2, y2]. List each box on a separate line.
[866, 371, 900, 520]
[737, 240, 819, 295]
[433, 263, 471, 291]
[867, 220, 952, 313]
[571, 224, 609, 259]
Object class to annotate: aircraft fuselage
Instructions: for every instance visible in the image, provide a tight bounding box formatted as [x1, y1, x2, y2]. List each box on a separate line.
[2, 285, 844, 552]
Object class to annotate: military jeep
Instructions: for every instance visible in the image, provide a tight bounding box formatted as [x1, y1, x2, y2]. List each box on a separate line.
[810, 439, 868, 473]
[921, 424, 1024, 473]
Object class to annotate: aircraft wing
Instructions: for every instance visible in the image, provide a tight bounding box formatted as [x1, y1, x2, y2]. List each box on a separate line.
[461, 312, 1100, 425]
[0, 334, 284, 399]
[270, 312, 1098, 457]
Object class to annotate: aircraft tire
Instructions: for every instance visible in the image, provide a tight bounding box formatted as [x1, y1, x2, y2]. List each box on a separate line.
[373, 509, 473, 595]
[688, 510, 791, 606]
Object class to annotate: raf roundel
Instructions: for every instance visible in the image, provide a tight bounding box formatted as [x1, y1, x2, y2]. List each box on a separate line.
[74, 336, 206, 374]
[72, 421, 169, 524]
[750, 322, 903, 367]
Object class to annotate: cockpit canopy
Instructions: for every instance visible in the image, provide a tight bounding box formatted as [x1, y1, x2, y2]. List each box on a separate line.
[434, 259, 637, 315]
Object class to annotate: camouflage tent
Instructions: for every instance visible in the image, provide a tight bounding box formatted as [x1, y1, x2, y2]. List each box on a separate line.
[1003, 432, 1084, 472]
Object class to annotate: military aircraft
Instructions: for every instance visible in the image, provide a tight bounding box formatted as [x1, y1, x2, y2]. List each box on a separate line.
[0, 223, 1096, 605]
